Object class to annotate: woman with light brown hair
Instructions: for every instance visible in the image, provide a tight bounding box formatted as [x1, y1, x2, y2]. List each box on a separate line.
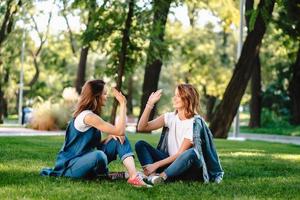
[136, 83, 224, 184]
[41, 80, 150, 187]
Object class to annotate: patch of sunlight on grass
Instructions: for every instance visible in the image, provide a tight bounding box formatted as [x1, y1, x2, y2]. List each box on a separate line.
[291, 131, 300, 136]
[272, 154, 300, 162]
[226, 152, 266, 157]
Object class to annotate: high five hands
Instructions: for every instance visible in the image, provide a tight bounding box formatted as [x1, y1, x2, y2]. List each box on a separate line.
[147, 89, 163, 107]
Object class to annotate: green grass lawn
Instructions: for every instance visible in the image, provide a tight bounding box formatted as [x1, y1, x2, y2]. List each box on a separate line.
[0, 134, 299, 200]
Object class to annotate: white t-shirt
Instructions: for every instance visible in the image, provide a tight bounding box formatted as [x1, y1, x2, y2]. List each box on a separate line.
[74, 110, 93, 132]
[164, 112, 194, 156]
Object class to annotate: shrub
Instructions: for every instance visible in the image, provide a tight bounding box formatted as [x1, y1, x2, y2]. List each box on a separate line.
[30, 87, 78, 130]
[30, 101, 58, 131]
[261, 108, 290, 128]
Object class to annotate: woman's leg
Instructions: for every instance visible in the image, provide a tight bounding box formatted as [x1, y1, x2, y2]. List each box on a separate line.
[162, 148, 202, 180]
[64, 150, 108, 179]
[101, 137, 137, 178]
[135, 140, 169, 167]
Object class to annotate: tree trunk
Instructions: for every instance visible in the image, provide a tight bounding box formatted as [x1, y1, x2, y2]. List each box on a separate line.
[289, 45, 300, 125]
[75, 46, 89, 94]
[205, 95, 217, 122]
[75, 0, 96, 95]
[110, 0, 135, 124]
[0, 0, 22, 123]
[246, 0, 262, 128]
[29, 53, 40, 87]
[127, 76, 133, 115]
[209, 0, 275, 138]
[138, 0, 172, 125]
[0, 85, 4, 123]
[3, 67, 9, 118]
[249, 55, 262, 127]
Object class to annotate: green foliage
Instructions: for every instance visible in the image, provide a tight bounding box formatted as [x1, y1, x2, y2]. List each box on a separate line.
[275, 0, 300, 40]
[159, 20, 236, 115]
[248, 9, 258, 31]
[0, 135, 299, 199]
[260, 108, 290, 128]
[259, 21, 298, 122]
[240, 125, 300, 136]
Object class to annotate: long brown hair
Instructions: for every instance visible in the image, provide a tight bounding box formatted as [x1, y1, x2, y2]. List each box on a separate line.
[73, 80, 105, 118]
[177, 84, 200, 119]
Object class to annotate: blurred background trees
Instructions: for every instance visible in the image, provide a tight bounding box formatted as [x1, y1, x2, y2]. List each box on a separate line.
[0, 0, 299, 136]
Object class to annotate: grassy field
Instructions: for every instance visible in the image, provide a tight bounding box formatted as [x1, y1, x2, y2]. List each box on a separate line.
[0, 134, 299, 200]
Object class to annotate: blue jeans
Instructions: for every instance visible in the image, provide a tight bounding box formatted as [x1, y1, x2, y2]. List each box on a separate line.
[135, 140, 203, 180]
[64, 136, 134, 179]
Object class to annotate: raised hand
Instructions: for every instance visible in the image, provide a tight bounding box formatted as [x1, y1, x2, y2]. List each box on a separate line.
[112, 88, 127, 105]
[147, 89, 163, 106]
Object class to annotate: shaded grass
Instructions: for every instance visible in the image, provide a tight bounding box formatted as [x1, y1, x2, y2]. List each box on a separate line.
[0, 134, 299, 199]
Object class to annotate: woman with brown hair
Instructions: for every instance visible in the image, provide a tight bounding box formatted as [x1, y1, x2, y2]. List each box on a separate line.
[136, 83, 223, 184]
[41, 80, 150, 187]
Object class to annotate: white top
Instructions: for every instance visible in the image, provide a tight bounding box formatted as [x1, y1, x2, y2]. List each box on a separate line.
[164, 112, 194, 156]
[74, 110, 93, 132]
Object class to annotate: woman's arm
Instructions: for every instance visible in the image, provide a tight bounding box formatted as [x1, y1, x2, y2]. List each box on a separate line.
[144, 138, 193, 175]
[84, 88, 127, 136]
[137, 90, 165, 132]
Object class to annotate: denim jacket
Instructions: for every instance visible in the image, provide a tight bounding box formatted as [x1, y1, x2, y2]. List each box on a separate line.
[157, 115, 224, 183]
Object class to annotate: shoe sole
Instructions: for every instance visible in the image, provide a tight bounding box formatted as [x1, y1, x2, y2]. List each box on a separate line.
[152, 177, 164, 185]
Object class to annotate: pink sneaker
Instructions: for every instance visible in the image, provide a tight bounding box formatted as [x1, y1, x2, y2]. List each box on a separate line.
[127, 175, 152, 188]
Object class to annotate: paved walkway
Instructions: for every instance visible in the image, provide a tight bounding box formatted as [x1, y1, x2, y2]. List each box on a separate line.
[1, 127, 300, 146]
[0, 127, 64, 136]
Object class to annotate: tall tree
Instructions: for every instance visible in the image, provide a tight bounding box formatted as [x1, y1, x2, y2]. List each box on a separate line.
[74, 0, 97, 94]
[249, 56, 262, 127]
[110, 0, 135, 123]
[277, 0, 300, 125]
[246, 0, 262, 128]
[209, 0, 275, 138]
[138, 0, 172, 123]
[289, 45, 300, 125]
[0, 0, 22, 123]
[184, 0, 239, 121]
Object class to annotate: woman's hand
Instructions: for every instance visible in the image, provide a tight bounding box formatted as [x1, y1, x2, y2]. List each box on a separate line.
[147, 89, 163, 106]
[105, 135, 125, 144]
[143, 163, 159, 176]
[112, 88, 127, 105]
[111, 135, 125, 144]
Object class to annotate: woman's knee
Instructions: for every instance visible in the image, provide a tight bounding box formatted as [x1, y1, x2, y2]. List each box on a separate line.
[92, 150, 108, 166]
[177, 149, 197, 162]
[135, 140, 148, 152]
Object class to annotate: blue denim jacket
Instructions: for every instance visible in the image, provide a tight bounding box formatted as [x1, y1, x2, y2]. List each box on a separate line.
[40, 119, 102, 176]
[157, 115, 224, 183]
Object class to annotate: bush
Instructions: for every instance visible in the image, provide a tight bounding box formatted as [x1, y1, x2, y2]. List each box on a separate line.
[29, 87, 77, 130]
[261, 108, 290, 128]
[30, 100, 58, 131]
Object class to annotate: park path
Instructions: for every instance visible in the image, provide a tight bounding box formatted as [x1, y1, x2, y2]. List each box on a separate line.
[0, 127, 64, 136]
[0, 126, 300, 146]
[228, 133, 300, 146]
